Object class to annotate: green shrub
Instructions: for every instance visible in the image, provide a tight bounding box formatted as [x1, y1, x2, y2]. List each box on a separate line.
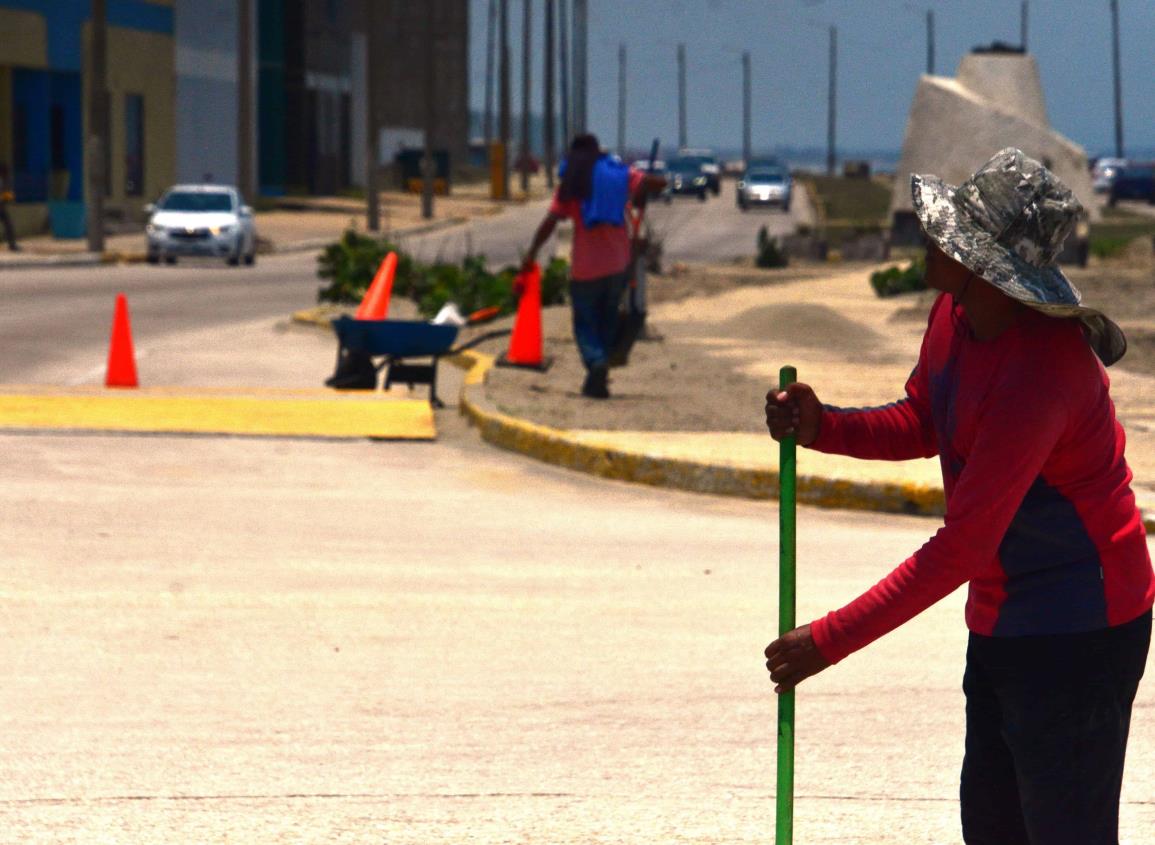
[316, 229, 568, 318]
[756, 225, 789, 268]
[869, 256, 926, 297]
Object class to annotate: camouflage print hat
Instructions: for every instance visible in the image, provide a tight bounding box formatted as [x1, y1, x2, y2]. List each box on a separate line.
[912, 147, 1126, 366]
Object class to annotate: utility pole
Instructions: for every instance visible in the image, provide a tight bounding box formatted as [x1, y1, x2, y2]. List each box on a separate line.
[499, 0, 511, 197]
[422, 7, 435, 219]
[617, 43, 626, 155]
[365, 0, 380, 230]
[87, 0, 108, 253]
[742, 51, 751, 165]
[1110, 0, 1124, 159]
[544, 0, 555, 186]
[827, 25, 837, 176]
[520, 0, 532, 193]
[238, 0, 254, 203]
[573, 0, 587, 134]
[677, 43, 687, 149]
[926, 9, 935, 75]
[484, 0, 496, 141]
[1021, 1, 1028, 51]
[558, 0, 569, 146]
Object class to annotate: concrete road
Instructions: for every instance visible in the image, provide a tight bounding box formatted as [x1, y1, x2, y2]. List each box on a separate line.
[3, 414, 1153, 843]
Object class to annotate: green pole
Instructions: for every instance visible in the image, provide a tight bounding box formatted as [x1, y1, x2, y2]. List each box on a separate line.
[776, 365, 797, 845]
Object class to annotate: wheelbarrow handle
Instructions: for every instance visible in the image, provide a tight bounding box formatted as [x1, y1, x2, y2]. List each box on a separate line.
[448, 328, 512, 355]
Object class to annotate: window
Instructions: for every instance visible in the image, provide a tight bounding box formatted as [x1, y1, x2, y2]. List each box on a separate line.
[124, 94, 144, 197]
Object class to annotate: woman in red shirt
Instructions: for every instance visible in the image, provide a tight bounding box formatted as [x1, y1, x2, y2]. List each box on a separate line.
[764, 148, 1153, 844]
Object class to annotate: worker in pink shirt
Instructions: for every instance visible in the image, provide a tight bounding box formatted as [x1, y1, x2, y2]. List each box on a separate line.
[522, 133, 664, 398]
[764, 148, 1153, 844]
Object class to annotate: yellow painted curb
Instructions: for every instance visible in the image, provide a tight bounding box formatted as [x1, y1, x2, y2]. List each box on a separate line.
[451, 352, 947, 517]
[0, 387, 434, 440]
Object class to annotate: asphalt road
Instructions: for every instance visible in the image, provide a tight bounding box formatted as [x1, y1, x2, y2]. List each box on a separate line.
[396, 178, 809, 268]
[1, 181, 807, 384]
[0, 253, 321, 385]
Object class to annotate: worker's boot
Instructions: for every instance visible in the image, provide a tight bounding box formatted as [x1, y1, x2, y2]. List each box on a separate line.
[581, 364, 610, 399]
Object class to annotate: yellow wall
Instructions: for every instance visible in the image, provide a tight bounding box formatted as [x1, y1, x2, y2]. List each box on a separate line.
[84, 23, 176, 221]
[0, 9, 48, 69]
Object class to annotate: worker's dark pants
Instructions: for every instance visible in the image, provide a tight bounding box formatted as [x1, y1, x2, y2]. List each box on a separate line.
[569, 270, 626, 370]
[960, 609, 1151, 845]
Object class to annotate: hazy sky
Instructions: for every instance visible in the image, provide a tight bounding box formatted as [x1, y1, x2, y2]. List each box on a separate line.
[468, 0, 1155, 159]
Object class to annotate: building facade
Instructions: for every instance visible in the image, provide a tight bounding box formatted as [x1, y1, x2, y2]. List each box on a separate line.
[0, 0, 175, 235]
[0, 0, 469, 238]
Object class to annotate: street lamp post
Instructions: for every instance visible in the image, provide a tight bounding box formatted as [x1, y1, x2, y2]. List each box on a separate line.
[87, 0, 108, 254]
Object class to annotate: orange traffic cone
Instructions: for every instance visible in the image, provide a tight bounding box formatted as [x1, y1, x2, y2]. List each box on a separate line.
[355, 251, 398, 320]
[498, 263, 552, 371]
[105, 292, 139, 388]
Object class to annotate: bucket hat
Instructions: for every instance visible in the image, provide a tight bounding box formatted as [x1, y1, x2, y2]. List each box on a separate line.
[912, 147, 1126, 366]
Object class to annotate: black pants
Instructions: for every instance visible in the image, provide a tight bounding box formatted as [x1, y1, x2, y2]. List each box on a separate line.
[960, 609, 1151, 845]
[569, 271, 626, 371]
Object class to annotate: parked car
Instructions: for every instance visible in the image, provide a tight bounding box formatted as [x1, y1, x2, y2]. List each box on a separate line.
[145, 184, 257, 266]
[667, 157, 709, 200]
[736, 164, 792, 211]
[676, 148, 721, 195]
[1108, 163, 1155, 206]
[1091, 157, 1127, 194]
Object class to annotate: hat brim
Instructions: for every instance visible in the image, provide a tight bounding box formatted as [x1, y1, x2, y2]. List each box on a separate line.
[912, 174, 1127, 366]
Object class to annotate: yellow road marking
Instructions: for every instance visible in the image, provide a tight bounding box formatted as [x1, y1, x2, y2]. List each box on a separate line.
[0, 389, 435, 440]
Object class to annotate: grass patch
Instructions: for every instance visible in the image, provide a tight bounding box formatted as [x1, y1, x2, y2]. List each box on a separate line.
[1088, 207, 1155, 259]
[800, 174, 892, 224]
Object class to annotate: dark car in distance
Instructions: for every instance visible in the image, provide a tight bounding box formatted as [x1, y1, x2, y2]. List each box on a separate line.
[1109, 163, 1155, 205]
[667, 157, 709, 200]
[676, 148, 722, 195]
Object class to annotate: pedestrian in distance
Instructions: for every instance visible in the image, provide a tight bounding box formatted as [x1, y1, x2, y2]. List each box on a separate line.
[521, 133, 665, 398]
[0, 162, 20, 251]
[764, 148, 1153, 845]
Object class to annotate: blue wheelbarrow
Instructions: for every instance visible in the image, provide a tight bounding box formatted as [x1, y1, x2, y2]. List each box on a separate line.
[325, 315, 509, 408]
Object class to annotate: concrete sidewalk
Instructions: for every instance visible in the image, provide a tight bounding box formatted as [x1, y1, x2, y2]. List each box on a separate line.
[448, 265, 1155, 531]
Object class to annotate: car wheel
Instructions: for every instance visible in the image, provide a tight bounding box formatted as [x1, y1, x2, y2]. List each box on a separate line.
[698, 191, 707, 202]
[164, 255, 177, 265]
[146, 252, 159, 265]
[244, 249, 256, 266]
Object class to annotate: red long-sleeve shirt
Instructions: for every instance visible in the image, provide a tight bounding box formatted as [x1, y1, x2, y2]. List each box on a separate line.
[809, 292, 1155, 665]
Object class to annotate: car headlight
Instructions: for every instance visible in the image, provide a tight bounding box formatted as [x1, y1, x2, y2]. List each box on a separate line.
[694, 176, 706, 184]
[211, 225, 235, 236]
[146, 223, 163, 235]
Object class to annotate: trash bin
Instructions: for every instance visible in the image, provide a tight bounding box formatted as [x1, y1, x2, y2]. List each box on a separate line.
[48, 201, 86, 239]
[395, 149, 450, 194]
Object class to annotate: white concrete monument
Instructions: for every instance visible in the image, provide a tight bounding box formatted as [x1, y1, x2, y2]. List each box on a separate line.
[891, 46, 1097, 246]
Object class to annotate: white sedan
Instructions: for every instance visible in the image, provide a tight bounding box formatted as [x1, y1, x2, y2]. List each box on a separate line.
[145, 185, 257, 266]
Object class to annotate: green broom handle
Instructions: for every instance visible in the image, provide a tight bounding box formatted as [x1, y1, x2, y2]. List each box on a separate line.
[776, 365, 797, 845]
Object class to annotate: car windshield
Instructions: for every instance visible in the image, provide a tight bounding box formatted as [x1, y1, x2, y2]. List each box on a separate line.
[159, 192, 235, 212]
[748, 170, 785, 183]
[669, 160, 701, 174]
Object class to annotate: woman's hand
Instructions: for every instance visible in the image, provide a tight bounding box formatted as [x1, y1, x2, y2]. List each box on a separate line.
[764, 382, 822, 446]
[764, 624, 831, 693]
